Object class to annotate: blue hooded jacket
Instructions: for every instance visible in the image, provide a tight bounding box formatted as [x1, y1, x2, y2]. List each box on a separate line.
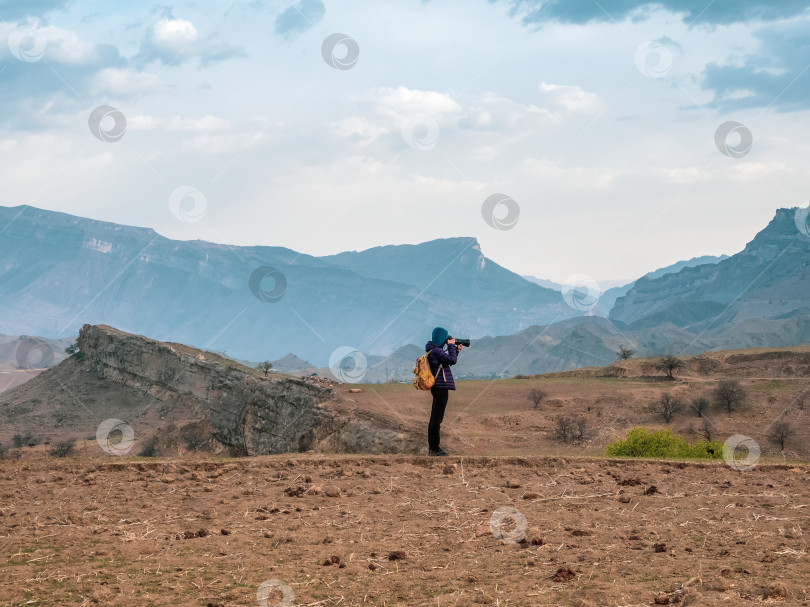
[425, 340, 459, 390]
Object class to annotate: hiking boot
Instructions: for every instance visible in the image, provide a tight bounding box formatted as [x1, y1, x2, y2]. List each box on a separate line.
[429, 449, 448, 456]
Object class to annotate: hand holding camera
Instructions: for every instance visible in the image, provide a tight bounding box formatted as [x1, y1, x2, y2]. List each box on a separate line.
[447, 336, 470, 350]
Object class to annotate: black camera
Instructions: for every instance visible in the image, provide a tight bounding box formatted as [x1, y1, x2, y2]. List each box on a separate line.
[448, 336, 471, 347]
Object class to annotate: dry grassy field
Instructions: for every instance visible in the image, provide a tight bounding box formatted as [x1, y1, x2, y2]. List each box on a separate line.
[1, 453, 809, 606]
[1, 347, 809, 605]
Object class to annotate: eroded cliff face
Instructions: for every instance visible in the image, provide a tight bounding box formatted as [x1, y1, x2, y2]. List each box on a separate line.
[609, 208, 810, 329]
[77, 324, 418, 454]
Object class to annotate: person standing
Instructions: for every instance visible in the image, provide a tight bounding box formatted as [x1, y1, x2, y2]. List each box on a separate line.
[425, 326, 463, 456]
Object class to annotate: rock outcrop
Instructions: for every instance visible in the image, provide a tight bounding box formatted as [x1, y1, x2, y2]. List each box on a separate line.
[0, 324, 419, 455]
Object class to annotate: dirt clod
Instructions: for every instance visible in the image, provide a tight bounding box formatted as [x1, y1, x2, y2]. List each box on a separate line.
[388, 550, 407, 561]
[552, 567, 577, 582]
[764, 582, 788, 599]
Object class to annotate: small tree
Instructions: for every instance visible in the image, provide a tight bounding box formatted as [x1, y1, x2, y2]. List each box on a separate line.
[698, 418, 714, 441]
[656, 355, 685, 379]
[527, 388, 547, 409]
[769, 421, 793, 451]
[555, 416, 586, 444]
[617, 345, 635, 360]
[714, 380, 746, 413]
[65, 341, 79, 356]
[256, 361, 273, 376]
[50, 440, 75, 458]
[690, 397, 710, 418]
[652, 393, 682, 423]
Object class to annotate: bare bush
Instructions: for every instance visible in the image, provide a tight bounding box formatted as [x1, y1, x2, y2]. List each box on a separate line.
[769, 421, 793, 451]
[690, 397, 710, 418]
[617, 345, 635, 360]
[714, 380, 746, 413]
[139, 435, 159, 457]
[698, 418, 714, 441]
[555, 416, 587, 444]
[652, 393, 682, 423]
[527, 388, 547, 409]
[50, 440, 75, 458]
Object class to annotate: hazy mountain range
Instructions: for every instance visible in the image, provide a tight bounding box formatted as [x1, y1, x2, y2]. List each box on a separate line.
[0, 204, 808, 378]
[0, 205, 575, 365]
[523, 254, 729, 317]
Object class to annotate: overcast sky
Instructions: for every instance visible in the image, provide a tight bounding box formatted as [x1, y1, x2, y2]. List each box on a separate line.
[2, 0, 810, 283]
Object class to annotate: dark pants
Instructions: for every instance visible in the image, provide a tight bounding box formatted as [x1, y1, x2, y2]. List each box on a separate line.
[428, 386, 449, 451]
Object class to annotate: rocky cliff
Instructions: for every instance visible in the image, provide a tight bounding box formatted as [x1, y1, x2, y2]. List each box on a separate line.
[0, 324, 420, 454]
[610, 207, 810, 335]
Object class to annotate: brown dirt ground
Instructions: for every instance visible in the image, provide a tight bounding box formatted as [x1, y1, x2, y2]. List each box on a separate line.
[1, 453, 809, 606]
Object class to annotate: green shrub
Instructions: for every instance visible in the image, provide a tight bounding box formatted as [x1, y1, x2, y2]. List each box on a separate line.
[606, 427, 723, 460]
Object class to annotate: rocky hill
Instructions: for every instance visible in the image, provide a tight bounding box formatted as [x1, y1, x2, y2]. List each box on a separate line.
[610, 207, 810, 333]
[0, 324, 420, 454]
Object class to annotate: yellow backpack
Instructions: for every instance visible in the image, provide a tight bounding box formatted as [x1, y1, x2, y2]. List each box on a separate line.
[412, 353, 443, 390]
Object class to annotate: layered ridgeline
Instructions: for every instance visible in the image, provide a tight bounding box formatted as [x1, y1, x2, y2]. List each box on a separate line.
[282, 208, 810, 380]
[523, 254, 729, 317]
[610, 207, 810, 344]
[2, 205, 809, 379]
[0, 205, 572, 366]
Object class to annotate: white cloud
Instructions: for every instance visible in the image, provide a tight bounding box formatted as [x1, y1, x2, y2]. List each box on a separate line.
[90, 68, 162, 97]
[539, 82, 603, 114]
[184, 131, 267, 154]
[0, 22, 98, 64]
[151, 18, 198, 52]
[136, 16, 245, 66]
[128, 114, 231, 132]
[375, 86, 462, 118]
[331, 116, 389, 145]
